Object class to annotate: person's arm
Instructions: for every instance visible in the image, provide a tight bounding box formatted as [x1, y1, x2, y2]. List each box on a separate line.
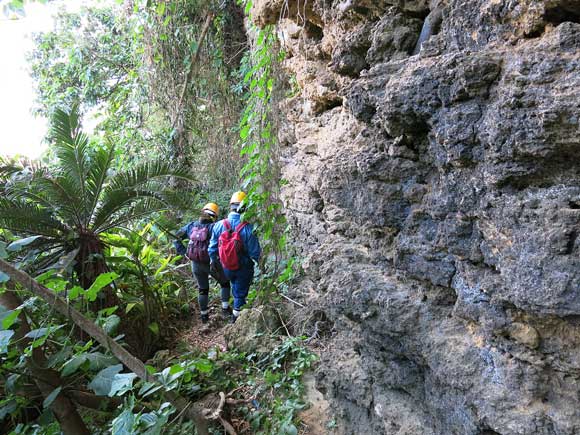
[244, 224, 261, 261]
[173, 224, 189, 256]
[208, 221, 220, 262]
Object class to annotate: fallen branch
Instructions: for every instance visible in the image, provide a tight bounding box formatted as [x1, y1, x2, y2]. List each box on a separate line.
[281, 293, 305, 308]
[0, 259, 209, 435]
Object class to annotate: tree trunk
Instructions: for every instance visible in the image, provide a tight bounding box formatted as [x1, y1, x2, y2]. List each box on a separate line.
[0, 289, 91, 435]
[75, 232, 119, 309]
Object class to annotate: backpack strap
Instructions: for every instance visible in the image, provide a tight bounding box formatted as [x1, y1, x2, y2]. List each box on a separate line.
[234, 222, 248, 234]
[222, 219, 231, 231]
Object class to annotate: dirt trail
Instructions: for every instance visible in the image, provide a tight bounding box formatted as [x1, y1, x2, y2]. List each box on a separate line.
[174, 299, 229, 353]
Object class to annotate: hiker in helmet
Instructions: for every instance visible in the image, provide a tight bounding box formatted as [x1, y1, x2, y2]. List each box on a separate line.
[173, 203, 232, 324]
[208, 191, 261, 323]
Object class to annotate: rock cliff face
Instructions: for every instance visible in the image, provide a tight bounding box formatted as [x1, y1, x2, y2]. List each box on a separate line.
[252, 1, 580, 433]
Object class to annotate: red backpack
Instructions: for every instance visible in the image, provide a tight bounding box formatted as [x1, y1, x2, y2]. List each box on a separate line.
[186, 225, 211, 263]
[218, 220, 248, 270]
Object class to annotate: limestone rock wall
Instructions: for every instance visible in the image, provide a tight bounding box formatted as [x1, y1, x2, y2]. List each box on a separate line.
[252, 1, 580, 433]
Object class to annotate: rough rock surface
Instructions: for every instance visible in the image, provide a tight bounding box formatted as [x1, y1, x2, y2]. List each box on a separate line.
[252, 0, 580, 434]
[223, 305, 282, 354]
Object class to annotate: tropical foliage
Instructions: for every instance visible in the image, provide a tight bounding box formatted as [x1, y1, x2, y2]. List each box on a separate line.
[0, 107, 193, 299]
[0, 0, 313, 434]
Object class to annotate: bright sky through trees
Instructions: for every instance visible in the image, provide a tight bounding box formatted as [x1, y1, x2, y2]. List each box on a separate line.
[0, 2, 54, 158]
[0, 0, 101, 158]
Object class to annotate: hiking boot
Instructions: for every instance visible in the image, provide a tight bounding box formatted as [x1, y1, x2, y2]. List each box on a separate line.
[200, 313, 209, 324]
[221, 307, 232, 319]
[229, 314, 237, 324]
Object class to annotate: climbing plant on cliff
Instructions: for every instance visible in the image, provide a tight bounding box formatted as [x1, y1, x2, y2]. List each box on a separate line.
[238, 2, 296, 294]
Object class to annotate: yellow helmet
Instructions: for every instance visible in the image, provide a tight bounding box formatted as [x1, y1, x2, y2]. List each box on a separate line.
[202, 202, 219, 217]
[230, 191, 247, 204]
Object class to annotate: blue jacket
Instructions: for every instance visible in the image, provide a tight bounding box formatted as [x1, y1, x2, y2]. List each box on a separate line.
[173, 220, 214, 256]
[208, 212, 261, 267]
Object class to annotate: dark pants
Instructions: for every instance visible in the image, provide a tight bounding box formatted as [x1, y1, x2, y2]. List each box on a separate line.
[191, 261, 231, 312]
[223, 265, 254, 311]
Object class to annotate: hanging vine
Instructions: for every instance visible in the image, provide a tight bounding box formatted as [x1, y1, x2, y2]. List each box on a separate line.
[238, 1, 296, 296]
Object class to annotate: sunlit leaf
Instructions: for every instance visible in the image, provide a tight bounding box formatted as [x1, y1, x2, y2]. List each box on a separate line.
[1, 310, 20, 330]
[89, 363, 123, 396]
[85, 272, 118, 301]
[0, 330, 14, 353]
[7, 235, 42, 252]
[0, 272, 9, 284]
[109, 372, 137, 397]
[43, 386, 62, 409]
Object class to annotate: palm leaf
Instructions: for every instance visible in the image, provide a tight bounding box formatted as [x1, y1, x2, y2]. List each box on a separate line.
[85, 143, 116, 221]
[50, 106, 90, 224]
[31, 176, 84, 228]
[106, 161, 194, 191]
[97, 197, 169, 233]
[91, 185, 171, 232]
[0, 197, 69, 238]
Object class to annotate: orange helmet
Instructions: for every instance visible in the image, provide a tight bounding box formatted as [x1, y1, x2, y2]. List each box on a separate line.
[202, 202, 219, 217]
[230, 191, 247, 204]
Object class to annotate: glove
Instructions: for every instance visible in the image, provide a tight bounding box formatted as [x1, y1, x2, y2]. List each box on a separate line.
[209, 259, 218, 275]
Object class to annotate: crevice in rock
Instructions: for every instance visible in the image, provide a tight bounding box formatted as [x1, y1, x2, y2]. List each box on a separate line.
[404, 9, 430, 21]
[565, 230, 577, 255]
[545, 3, 580, 26]
[569, 200, 580, 209]
[525, 3, 580, 38]
[304, 21, 324, 41]
[412, 7, 443, 55]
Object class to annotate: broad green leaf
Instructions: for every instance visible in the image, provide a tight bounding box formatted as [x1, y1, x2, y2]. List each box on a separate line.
[25, 327, 49, 339]
[138, 382, 162, 398]
[42, 386, 62, 409]
[148, 322, 159, 336]
[35, 270, 56, 283]
[109, 372, 137, 397]
[111, 406, 136, 435]
[168, 364, 183, 375]
[68, 285, 83, 300]
[89, 363, 123, 396]
[86, 352, 117, 371]
[155, 2, 165, 16]
[6, 235, 42, 252]
[0, 400, 17, 420]
[194, 359, 213, 374]
[0, 330, 14, 353]
[103, 314, 121, 335]
[61, 355, 87, 377]
[240, 124, 250, 139]
[1, 310, 20, 330]
[85, 272, 118, 301]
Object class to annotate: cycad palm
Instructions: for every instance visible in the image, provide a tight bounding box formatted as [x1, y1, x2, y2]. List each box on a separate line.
[0, 107, 193, 304]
